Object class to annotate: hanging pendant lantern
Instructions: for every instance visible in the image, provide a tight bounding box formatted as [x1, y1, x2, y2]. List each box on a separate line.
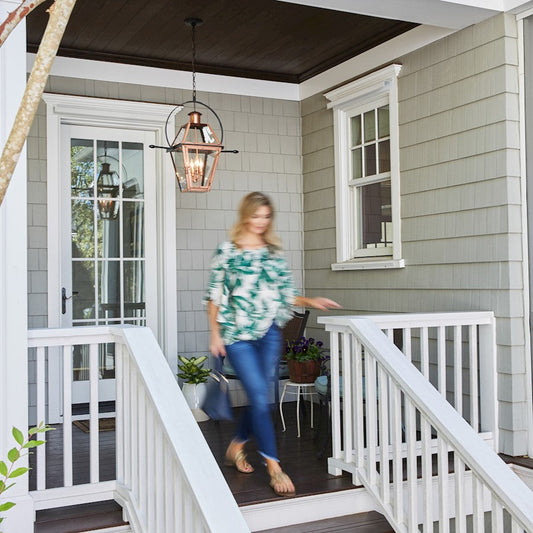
[170, 109, 223, 192]
[149, 17, 237, 192]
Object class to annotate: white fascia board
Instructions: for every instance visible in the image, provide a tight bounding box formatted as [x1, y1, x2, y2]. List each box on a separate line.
[26, 54, 300, 101]
[299, 24, 454, 100]
[277, 0, 500, 28]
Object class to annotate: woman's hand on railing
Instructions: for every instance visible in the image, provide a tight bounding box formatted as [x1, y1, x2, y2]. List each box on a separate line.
[295, 296, 342, 311]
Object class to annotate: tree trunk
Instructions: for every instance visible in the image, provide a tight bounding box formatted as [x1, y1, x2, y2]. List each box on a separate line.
[0, 0, 49, 48]
[0, 0, 77, 206]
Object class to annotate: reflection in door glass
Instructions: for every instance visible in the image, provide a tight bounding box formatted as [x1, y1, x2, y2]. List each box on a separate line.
[70, 138, 146, 382]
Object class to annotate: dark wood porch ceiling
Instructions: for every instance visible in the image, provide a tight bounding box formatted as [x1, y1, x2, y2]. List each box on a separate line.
[26, 0, 416, 84]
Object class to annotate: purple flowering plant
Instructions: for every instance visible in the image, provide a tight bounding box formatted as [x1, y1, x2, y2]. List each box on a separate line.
[285, 336, 326, 362]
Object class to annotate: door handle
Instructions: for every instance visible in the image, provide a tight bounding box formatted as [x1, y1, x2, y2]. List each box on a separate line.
[62, 288, 79, 315]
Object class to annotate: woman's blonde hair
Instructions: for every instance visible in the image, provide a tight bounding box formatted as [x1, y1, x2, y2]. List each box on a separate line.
[230, 191, 281, 250]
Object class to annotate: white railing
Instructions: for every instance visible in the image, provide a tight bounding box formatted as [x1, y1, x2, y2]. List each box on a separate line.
[318, 315, 533, 533]
[27, 326, 249, 533]
[357, 312, 498, 447]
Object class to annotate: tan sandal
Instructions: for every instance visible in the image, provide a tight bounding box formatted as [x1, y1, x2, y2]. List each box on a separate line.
[269, 470, 295, 497]
[224, 449, 254, 474]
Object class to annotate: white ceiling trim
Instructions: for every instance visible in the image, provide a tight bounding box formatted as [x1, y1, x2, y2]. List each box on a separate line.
[27, 54, 300, 101]
[27, 23, 452, 103]
[278, 0, 503, 29]
[298, 25, 454, 100]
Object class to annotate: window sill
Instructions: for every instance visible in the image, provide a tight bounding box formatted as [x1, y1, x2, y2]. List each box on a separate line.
[331, 258, 405, 271]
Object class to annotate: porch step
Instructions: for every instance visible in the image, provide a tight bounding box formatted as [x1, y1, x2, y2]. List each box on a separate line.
[256, 510, 393, 532]
[34, 500, 128, 533]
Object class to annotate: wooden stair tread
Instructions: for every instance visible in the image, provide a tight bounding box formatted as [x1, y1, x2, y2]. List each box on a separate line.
[256, 511, 393, 532]
[35, 500, 128, 533]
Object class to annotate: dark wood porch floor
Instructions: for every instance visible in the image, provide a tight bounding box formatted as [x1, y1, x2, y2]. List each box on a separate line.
[29, 403, 355, 504]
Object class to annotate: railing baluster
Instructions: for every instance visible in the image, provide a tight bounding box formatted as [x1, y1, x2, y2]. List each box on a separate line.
[329, 331, 342, 475]
[63, 344, 73, 487]
[403, 328, 412, 362]
[420, 327, 429, 379]
[341, 332, 353, 467]
[472, 474, 484, 533]
[116, 343, 126, 487]
[469, 325, 479, 431]
[438, 437, 449, 533]
[405, 399, 418, 532]
[454, 455, 466, 533]
[354, 337, 364, 480]
[89, 343, 99, 483]
[421, 417, 433, 532]
[491, 494, 504, 533]
[437, 325, 446, 395]
[454, 326, 463, 415]
[36, 346, 46, 490]
[378, 366, 390, 507]
[365, 354, 377, 486]
[390, 385, 403, 525]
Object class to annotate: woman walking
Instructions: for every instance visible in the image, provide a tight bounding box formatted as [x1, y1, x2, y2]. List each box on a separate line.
[205, 191, 340, 497]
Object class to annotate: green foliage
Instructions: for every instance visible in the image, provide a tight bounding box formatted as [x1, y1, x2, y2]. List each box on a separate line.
[177, 355, 211, 384]
[0, 423, 53, 528]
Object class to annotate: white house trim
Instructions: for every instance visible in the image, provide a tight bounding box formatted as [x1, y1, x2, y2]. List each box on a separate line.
[516, 17, 533, 458]
[279, 0, 502, 28]
[27, 24, 455, 103]
[27, 54, 300, 102]
[326, 64, 404, 270]
[0, 2, 33, 531]
[43, 93, 178, 369]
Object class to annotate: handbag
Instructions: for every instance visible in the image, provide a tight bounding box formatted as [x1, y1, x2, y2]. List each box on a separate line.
[202, 356, 233, 421]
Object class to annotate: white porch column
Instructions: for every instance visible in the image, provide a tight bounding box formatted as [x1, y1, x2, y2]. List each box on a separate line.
[0, 2, 32, 532]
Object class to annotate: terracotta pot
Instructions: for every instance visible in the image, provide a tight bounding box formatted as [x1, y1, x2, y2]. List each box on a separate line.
[287, 359, 321, 383]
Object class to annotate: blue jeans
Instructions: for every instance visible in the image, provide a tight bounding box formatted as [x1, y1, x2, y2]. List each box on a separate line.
[226, 323, 281, 462]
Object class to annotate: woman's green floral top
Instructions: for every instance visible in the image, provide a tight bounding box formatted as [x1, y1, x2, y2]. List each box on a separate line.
[204, 241, 297, 345]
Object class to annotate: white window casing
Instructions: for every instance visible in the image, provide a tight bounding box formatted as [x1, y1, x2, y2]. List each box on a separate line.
[325, 64, 405, 271]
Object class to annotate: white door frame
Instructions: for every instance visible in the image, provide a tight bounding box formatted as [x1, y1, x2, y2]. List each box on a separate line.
[44, 94, 178, 422]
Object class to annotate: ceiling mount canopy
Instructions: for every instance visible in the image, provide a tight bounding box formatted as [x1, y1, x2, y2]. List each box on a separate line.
[150, 16, 238, 192]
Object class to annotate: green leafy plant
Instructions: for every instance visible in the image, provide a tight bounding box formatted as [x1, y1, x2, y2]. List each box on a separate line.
[177, 355, 211, 384]
[0, 422, 53, 527]
[285, 336, 325, 362]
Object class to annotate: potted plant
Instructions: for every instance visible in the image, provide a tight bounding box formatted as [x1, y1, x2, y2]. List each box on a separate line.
[178, 355, 211, 421]
[285, 337, 325, 383]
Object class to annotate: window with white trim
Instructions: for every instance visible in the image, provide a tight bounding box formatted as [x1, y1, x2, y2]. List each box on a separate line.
[326, 64, 404, 270]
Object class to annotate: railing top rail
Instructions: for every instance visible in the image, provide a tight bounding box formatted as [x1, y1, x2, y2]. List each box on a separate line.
[118, 327, 249, 532]
[338, 317, 533, 529]
[27, 325, 134, 347]
[319, 311, 495, 330]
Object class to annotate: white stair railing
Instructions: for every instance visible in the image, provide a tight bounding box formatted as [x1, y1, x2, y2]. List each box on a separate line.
[28, 326, 249, 533]
[318, 316, 533, 533]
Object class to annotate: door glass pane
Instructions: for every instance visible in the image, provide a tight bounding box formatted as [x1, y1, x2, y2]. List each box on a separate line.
[70, 136, 146, 385]
[72, 260, 95, 320]
[97, 215, 120, 259]
[71, 139, 94, 197]
[124, 260, 145, 322]
[72, 199, 95, 259]
[98, 260, 121, 321]
[123, 201, 144, 258]
[360, 180, 392, 249]
[122, 142, 144, 198]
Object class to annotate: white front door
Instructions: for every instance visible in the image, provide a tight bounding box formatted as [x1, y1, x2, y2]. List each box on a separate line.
[59, 125, 158, 405]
